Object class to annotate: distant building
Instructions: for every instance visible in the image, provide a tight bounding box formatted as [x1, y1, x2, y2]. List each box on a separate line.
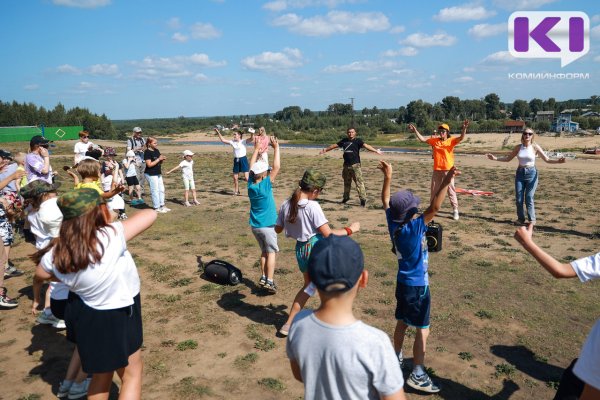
[581, 111, 600, 118]
[535, 110, 554, 122]
[504, 120, 526, 133]
[551, 113, 579, 133]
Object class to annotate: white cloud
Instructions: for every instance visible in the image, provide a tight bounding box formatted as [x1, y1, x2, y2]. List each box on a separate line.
[263, 0, 359, 11]
[190, 22, 221, 39]
[454, 76, 474, 82]
[468, 23, 505, 39]
[263, 0, 287, 11]
[592, 15, 600, 24]
[167, 17, 181, 30]
[24, 84, 39, 91]
[290, 92, 301, 97]
[388, 80, 401, 85]
[194, 73, 208, 81]
[77, 81, 94, 89]
[323, 60, 398, 73]
[592, 25, 600, 39]
[188, 53, 226, 67]
[594, 55, 600, 63]
[88, 64, 119, 76]
[389, 26, 406, 34]
[52, 0, 110, 8]
[480, 50, 524, 65]
[463, 67, 475, 72]
[406, 81, 431, 89]
[172, 32, 189, 42]
[56, 64, 82, 74]
[130, 54, 225, 80]
[492, 0, 556, 11]
[241, 48, 304, 71]
[434, 3, 496, 22]
[272, 11, 390, 36]
[400, 32, 457, 48]
[392, 68, 414, 75]
[382, 47, 418, 57]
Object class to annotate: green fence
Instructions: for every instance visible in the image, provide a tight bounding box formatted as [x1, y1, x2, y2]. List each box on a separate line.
[0, 126, 83, 143]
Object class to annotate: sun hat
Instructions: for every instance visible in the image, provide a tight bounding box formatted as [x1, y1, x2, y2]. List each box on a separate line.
[389, 190, 420, 223]
[308, 235, 364, 293]
[250, 161, 269, 175]
[20, 180, 61, 200]
[57, 188, 105, 220]
[133, 127, 142, 133]
[438, 123, 450, 132]
[126, 150, 135, 157]
[300, 169, 326, 189]
[183, 150, 194, 156]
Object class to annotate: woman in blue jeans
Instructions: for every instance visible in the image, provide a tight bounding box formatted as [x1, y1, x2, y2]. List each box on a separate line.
[486, 128, 565, 225]
[144, 137, 171, 213]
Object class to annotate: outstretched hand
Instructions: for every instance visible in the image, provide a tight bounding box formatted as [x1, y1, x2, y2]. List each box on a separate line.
[377, 160, 393, 178]
[269, 136, 279, 148]
[486, 153, 496, 161]
[462, 119, 470, 130]
[514, 223, 534, 246]
[408, 123, 417, 133]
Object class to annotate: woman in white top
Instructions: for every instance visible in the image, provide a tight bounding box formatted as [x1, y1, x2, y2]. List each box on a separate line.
[33, 189, 156, 400]
[486, 128, 565, 224]
[215, 128, 254, 195]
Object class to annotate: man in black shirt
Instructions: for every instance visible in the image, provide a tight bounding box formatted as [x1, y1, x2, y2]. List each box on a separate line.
[320, 128, 382, 206]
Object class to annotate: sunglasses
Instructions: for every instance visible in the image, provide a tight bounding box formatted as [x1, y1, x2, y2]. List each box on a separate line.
[523, 132, 533, 136]
[82, 136, 89, 139]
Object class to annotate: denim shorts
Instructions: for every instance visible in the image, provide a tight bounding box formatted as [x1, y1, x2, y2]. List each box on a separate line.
[395, 283, 430, 328]
[233, 156, 249, 173]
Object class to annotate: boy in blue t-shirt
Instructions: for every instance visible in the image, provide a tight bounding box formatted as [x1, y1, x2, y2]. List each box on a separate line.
[378, 160, 458, 394]
[247, 136, 280, 293]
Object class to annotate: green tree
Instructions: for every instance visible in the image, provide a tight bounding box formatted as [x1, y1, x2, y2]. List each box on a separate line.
[529, 98, 543, 115]
[511, 100, 530, 120]
[441, 96, 461, 120]
[484, 93, 501, 119]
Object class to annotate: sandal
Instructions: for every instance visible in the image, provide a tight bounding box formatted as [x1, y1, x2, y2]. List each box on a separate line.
[279, 324, 290, 336]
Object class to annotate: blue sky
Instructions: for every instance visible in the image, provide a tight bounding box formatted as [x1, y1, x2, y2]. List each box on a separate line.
[1, 0, 599, 119]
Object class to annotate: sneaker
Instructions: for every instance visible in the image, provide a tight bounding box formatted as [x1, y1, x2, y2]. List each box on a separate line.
[452, 209, 460, 221]
[279, 324, 290, 336]
[54, 319, 66, 329]
[0, 287, 18, 308]
[193, 200, 201, 205]
[265, 280, 277, 293]
[68, 378, 91, 399]
[341, 197, 349, 204]
[184, 201, 192, 207]
[259, 275, 267, 287]
[37, 312, 61, 325]
[57, 380, 73, 398]
[360, 199, 367, 207]
[156, 208, 168, 214]
[513, 219, 526, 226]
[4, 264, 24, 278]
[407, 372, 441, 393]
[161, 206, 172, 212]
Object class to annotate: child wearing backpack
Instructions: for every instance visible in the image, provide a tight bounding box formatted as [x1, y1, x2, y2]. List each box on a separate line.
[166, 150, 200, 206]
[379, 160, 458, 394]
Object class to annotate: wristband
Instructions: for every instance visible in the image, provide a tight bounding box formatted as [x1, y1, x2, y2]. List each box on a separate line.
[344, 227, 352, 236]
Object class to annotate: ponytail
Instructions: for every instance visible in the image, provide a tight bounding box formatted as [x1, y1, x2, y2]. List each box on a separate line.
[287, 187, 303, 224]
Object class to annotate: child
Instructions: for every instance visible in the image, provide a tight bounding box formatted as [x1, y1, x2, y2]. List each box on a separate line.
[123, 150, 143, 205]
[514, 224, 600, 400]
[166, 150, 200, 206]
[286, 235, 406, 400]
[247, 136, 280, 293]
[32, 189, 157, 399]
[379, 160, 458, 394]
[275, 169, 360, 336]
[101, 159, 127, 220]
[255, 127, 270, 164]
[67, 158, 124, 200]
[14, 152, 27, 191]
[215, 128, 254, 195]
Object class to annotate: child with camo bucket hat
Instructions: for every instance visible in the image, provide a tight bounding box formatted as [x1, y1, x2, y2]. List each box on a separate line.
[274, 168, 360, 336]
[32, 188, 157, 399]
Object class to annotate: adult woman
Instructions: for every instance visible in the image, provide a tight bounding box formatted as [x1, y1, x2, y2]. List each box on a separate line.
[144, 137, 170, 213]
[487, 128, 565, 225]
[215, 128, 254, 195]
[409, 120, 469, 220]
[33, 189, 156, 400]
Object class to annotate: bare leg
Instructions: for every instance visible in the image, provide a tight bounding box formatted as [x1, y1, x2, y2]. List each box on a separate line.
[259, 252, 266, 277]
[87, 371, 113, 400]
[43, 284, 51, 310]
[115, 349, 143, 400]
[184, 189, 189, 203]
[65, 347, 87, 383]
[283, 273, 311, 327]
[413, 328, 430, 367]
[394, 320, 408, 353]
[233, 173, 239, 194]
[265, 252, 276, 281]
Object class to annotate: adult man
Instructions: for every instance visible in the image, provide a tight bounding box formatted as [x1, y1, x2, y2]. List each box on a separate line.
[126, 127, 147, 195]
[319, 128, 382, 207]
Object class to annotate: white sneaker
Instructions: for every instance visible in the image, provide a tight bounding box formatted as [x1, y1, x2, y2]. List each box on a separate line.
[54, 319, 66, 329]
[184, 201, 192, 207]
[453, 209, 459, 220]
[161, 206, 172, 212]
[156, 208, 168, 214]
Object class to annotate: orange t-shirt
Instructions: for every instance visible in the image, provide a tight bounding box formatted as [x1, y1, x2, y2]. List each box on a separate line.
[426, 137, 460, 170]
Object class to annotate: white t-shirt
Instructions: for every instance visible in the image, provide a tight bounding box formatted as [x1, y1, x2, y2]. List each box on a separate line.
[101, 174, 113, 192]
[28, 198, 63, 249]
[40, 222, 140, 310]
[570, 252, 600, 283]
[287, 310, 405, 400]
[574, 319, 600, 390]
[179, 159, 194, 179]
[74, 141, 93, 164]
[123, 158, 137, 177]
[276, 199, 328, 242]
[230, 141, 247, 158]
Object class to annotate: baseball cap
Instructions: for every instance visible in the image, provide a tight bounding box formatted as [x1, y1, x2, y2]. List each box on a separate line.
[0, 150, 13, 160]
[126, 150, 135, 157]
[30, 135, 50, 147]
[250, 161, 269, 175]
[58, 188, 105, 220]
[438, 123, 450, 132]
[300, 169, 326, 189]
[183, 150, 194, 156]
[20, 180, 61, 199]
[308, 235, 364, 293]
[389, 190, 420, 223]
[133, 127, 142, 133]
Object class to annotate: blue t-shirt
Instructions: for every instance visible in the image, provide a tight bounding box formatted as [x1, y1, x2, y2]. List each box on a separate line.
[386, 209, 429, 286]
[248, 177, 277, 228]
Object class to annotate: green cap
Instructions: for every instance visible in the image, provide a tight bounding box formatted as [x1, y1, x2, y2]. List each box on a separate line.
[300, 169, 326, 189]
[57, 188, 104, 220]
[20, 180, 61, 199]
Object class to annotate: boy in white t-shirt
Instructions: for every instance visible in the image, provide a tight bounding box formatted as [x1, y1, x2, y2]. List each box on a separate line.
[515, 224, 600, 400]
[166, 150, 200, 206]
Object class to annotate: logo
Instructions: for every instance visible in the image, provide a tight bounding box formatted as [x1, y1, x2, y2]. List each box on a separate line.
[508, 12, 589, 67]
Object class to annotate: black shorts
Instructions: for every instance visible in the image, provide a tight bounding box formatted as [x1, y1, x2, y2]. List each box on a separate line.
[65, 292, 143, 373]
[395, 283, 430, 328]
[126, 176, 139, 186]
[50, 298, 68, 321]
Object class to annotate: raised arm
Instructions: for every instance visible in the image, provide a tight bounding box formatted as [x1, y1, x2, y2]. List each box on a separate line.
[319, 143, 338, 155]
[269, 136, 281, 182]
[214, 128, 231, 145]
[423, 167, 460, 223]
[514, 224, 576, 278]
[378, 160, 392, 209]
[408, 124, 428, 143]
[65, 168, 80, 186]
[455, 119, 469, 144]
[486, 145, 520, 162]
[122, 208, 157, 241]
[166, 165, 180, 174]
[0, 170, 25, 191]
[535, 144, 566, 164]
[363, 143, 383, 155]
[39, 147, 51, 175]
[249, 139, 260, 168]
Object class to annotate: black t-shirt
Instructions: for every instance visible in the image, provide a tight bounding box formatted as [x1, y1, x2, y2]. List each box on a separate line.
[337, 137, 365, 165]
[144, 148, 162, 175]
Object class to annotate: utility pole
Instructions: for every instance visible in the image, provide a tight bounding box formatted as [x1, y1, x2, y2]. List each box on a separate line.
[349, 97, 355, 128]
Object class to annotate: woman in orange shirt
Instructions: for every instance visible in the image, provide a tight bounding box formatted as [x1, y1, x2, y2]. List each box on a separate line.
[409, 120, 469, 220]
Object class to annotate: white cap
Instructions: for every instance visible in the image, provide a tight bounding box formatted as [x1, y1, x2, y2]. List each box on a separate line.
[250, 160, 269, 175]
[248, 128, 255, 134]
[126, 150, 135, 157]
[183, 150, 194, 156]
[133, 127, 142, 133]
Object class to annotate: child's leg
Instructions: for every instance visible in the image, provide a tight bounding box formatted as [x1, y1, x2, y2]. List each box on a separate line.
[115, 349, 142, 399]
[233, 173, 239, 194]
[43, 284, 51, 310]
[394, 320, 409, 353]
[259, 252, 267, 277]
[87, 372, 113, 400]
[413, 327, 430, 368]
[128, 185, 134, 199]
[184, 189, 189, 203]
[64, 346, 87, 383]
[135, 184, 142, 200]
[283, 272, 312, 328]
[265, 252, 275, 281]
